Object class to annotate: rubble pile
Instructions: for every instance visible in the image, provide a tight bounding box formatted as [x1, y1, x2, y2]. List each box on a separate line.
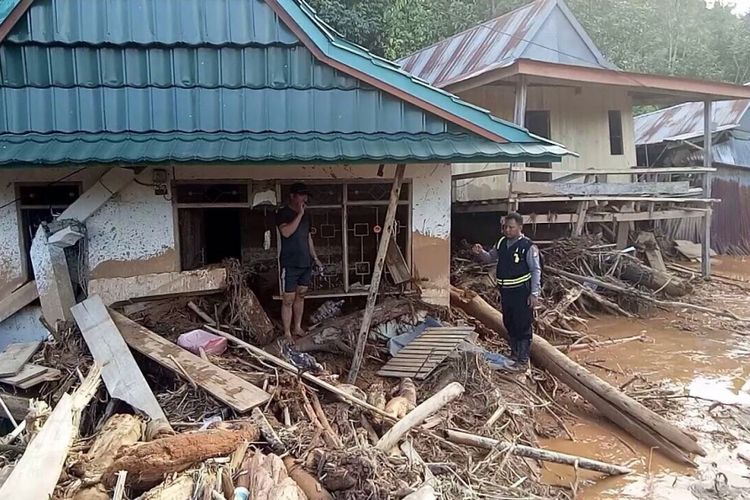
[0, 236, 746, 499]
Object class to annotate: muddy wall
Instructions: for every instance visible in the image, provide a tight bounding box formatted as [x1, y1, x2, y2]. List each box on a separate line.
[0, 164, 452, 305]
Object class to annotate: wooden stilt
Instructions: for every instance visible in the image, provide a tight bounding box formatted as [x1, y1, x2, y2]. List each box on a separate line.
[702, 99, 713, 279]
[347, 164, 406, 384]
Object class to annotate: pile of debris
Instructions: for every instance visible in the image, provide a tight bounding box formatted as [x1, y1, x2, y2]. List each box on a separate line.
[1, 231, 744, 499]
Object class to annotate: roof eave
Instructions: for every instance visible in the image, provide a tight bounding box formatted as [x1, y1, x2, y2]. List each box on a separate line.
[445, 59, 750, 102]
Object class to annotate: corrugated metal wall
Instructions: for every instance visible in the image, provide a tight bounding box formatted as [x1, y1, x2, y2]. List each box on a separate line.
[659, 166, 750, 255]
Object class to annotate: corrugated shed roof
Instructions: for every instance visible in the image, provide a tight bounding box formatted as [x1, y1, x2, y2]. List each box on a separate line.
[0, 0, 574, 166]
[398, 0, 614, 88]
[634, 99, 750, 145]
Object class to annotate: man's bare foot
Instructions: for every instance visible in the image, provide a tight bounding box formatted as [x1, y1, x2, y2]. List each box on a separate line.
[283, 332, 294, 343]
[293, 327, 305, 337]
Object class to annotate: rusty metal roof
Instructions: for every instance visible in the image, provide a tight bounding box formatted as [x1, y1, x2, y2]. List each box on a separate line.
[398, 0, 614, 88]
[634, 99, 750, 145]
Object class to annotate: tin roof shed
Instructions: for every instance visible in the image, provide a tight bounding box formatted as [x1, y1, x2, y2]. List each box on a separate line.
[0, 0, 572, 167]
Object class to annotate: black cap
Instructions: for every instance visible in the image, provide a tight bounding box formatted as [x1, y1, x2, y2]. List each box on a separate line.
[289, 182, 310, 196]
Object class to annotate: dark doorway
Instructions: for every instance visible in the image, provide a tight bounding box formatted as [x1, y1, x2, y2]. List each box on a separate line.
[525, 110, 552, 182]
[178, 208, 242, 270]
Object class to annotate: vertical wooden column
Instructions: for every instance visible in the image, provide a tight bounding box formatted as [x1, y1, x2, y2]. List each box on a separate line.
[702, 99, 713, 279]
[348, 164, 406, 384]
[509, 76, 528, 211]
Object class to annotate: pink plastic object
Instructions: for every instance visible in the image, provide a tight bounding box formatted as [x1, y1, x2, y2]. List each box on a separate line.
[177, 329, 227, 356]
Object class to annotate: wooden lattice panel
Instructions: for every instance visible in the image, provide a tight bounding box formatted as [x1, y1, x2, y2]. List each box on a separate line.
[377, 326, 474, 380]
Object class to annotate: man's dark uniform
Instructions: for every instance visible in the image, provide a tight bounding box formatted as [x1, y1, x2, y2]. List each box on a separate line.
[494, 235, 535, 364]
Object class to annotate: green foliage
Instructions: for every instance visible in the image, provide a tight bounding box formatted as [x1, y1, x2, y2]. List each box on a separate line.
[307, 0, 750, 84]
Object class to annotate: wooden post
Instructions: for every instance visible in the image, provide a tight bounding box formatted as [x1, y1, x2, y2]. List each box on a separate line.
[347, 163, 406, 384]
[509, 76, 528, 208]
[702, 99, 713, 279]
[347, 164, 406, 384]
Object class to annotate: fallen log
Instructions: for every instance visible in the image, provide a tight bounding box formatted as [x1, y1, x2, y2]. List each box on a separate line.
[445, 429, 632, 475]
[102, 424, 259, 489]
[450, 286, 705, 464]
[615, 255, 691, 297]
[376, 382, 464, 452]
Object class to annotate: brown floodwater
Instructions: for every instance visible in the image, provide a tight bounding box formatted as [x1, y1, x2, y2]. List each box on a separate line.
[540, 256, 750, 499]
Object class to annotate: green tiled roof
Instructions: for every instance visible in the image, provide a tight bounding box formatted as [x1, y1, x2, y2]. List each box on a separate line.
[0, 0, 573, 167]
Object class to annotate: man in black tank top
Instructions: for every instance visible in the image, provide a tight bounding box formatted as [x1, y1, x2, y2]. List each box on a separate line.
[472, 212, 542, 371]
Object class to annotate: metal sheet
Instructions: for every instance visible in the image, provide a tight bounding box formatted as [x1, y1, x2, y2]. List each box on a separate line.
[635, 99, 750, 145]
[398, 0, 614, 88]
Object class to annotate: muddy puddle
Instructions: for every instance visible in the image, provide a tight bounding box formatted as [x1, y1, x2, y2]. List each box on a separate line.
[540, 256, 750, 499]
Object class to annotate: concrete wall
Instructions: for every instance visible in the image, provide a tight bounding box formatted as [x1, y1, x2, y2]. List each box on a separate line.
[0, 163, 452, 305]
[452, 84, 637, 202]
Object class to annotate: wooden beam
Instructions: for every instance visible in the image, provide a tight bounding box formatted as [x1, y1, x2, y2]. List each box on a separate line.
[511, 196, 716, 203]
[110, 310, 270, 413]
[513, 181, 691, 196]
[385, 237, 410, 285]
[452, 167, 510, 181]
[87, 268, 227, 306]
[71, 296, 169, 423]
[702, 99, 713, 279]
[0, 281, 38, 324]
[33, 168, 136, 330]
[348, 164, 406, 384]
[515, 166, 716, 175]
[573, 202, 587, 236]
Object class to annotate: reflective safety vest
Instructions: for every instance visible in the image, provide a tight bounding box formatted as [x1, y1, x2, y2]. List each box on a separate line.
[495, 236, 532, 287]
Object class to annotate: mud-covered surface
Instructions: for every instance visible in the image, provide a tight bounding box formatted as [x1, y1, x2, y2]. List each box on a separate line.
[542, 256, 750, 499]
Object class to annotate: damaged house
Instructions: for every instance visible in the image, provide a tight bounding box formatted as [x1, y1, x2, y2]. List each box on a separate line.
[399, 0, 750, 274]
[635, 97, 750, 255]
[0, 0, 570, 339]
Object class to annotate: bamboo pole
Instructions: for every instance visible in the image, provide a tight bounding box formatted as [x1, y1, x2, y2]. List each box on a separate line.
[348, 164, 406, 383]
[445, 429, 632, 475]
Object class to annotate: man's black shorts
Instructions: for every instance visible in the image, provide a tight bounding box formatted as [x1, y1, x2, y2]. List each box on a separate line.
[281, 266, 312, 293]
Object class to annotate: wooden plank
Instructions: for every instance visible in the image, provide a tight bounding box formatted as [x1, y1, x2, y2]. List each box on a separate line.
[0, 281, 39, 324]
[513, 181, 691, 196]
[636, 232, 667, 272]
[15, 367, 62, 390]
[349, 164, 406, 384]
[385, 237, 411, 285]
[0, 364, 48, 385]
[87, 268, 227, 306]
[71, 296, 169, 422]
[0, 341, 41, 377]
[110, 310, 270, 413]
[378, 324, 470, 379]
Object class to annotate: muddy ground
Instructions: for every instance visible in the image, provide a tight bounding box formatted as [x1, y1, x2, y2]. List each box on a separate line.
[542, 256, 750, 499]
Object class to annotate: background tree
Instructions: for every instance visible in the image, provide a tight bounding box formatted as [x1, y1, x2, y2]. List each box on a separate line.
[307, 0, 750, 84]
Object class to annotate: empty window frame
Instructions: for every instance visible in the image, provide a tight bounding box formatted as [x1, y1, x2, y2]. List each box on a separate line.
[16, 183, 81, 278]
[608, 110, 624, 156]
